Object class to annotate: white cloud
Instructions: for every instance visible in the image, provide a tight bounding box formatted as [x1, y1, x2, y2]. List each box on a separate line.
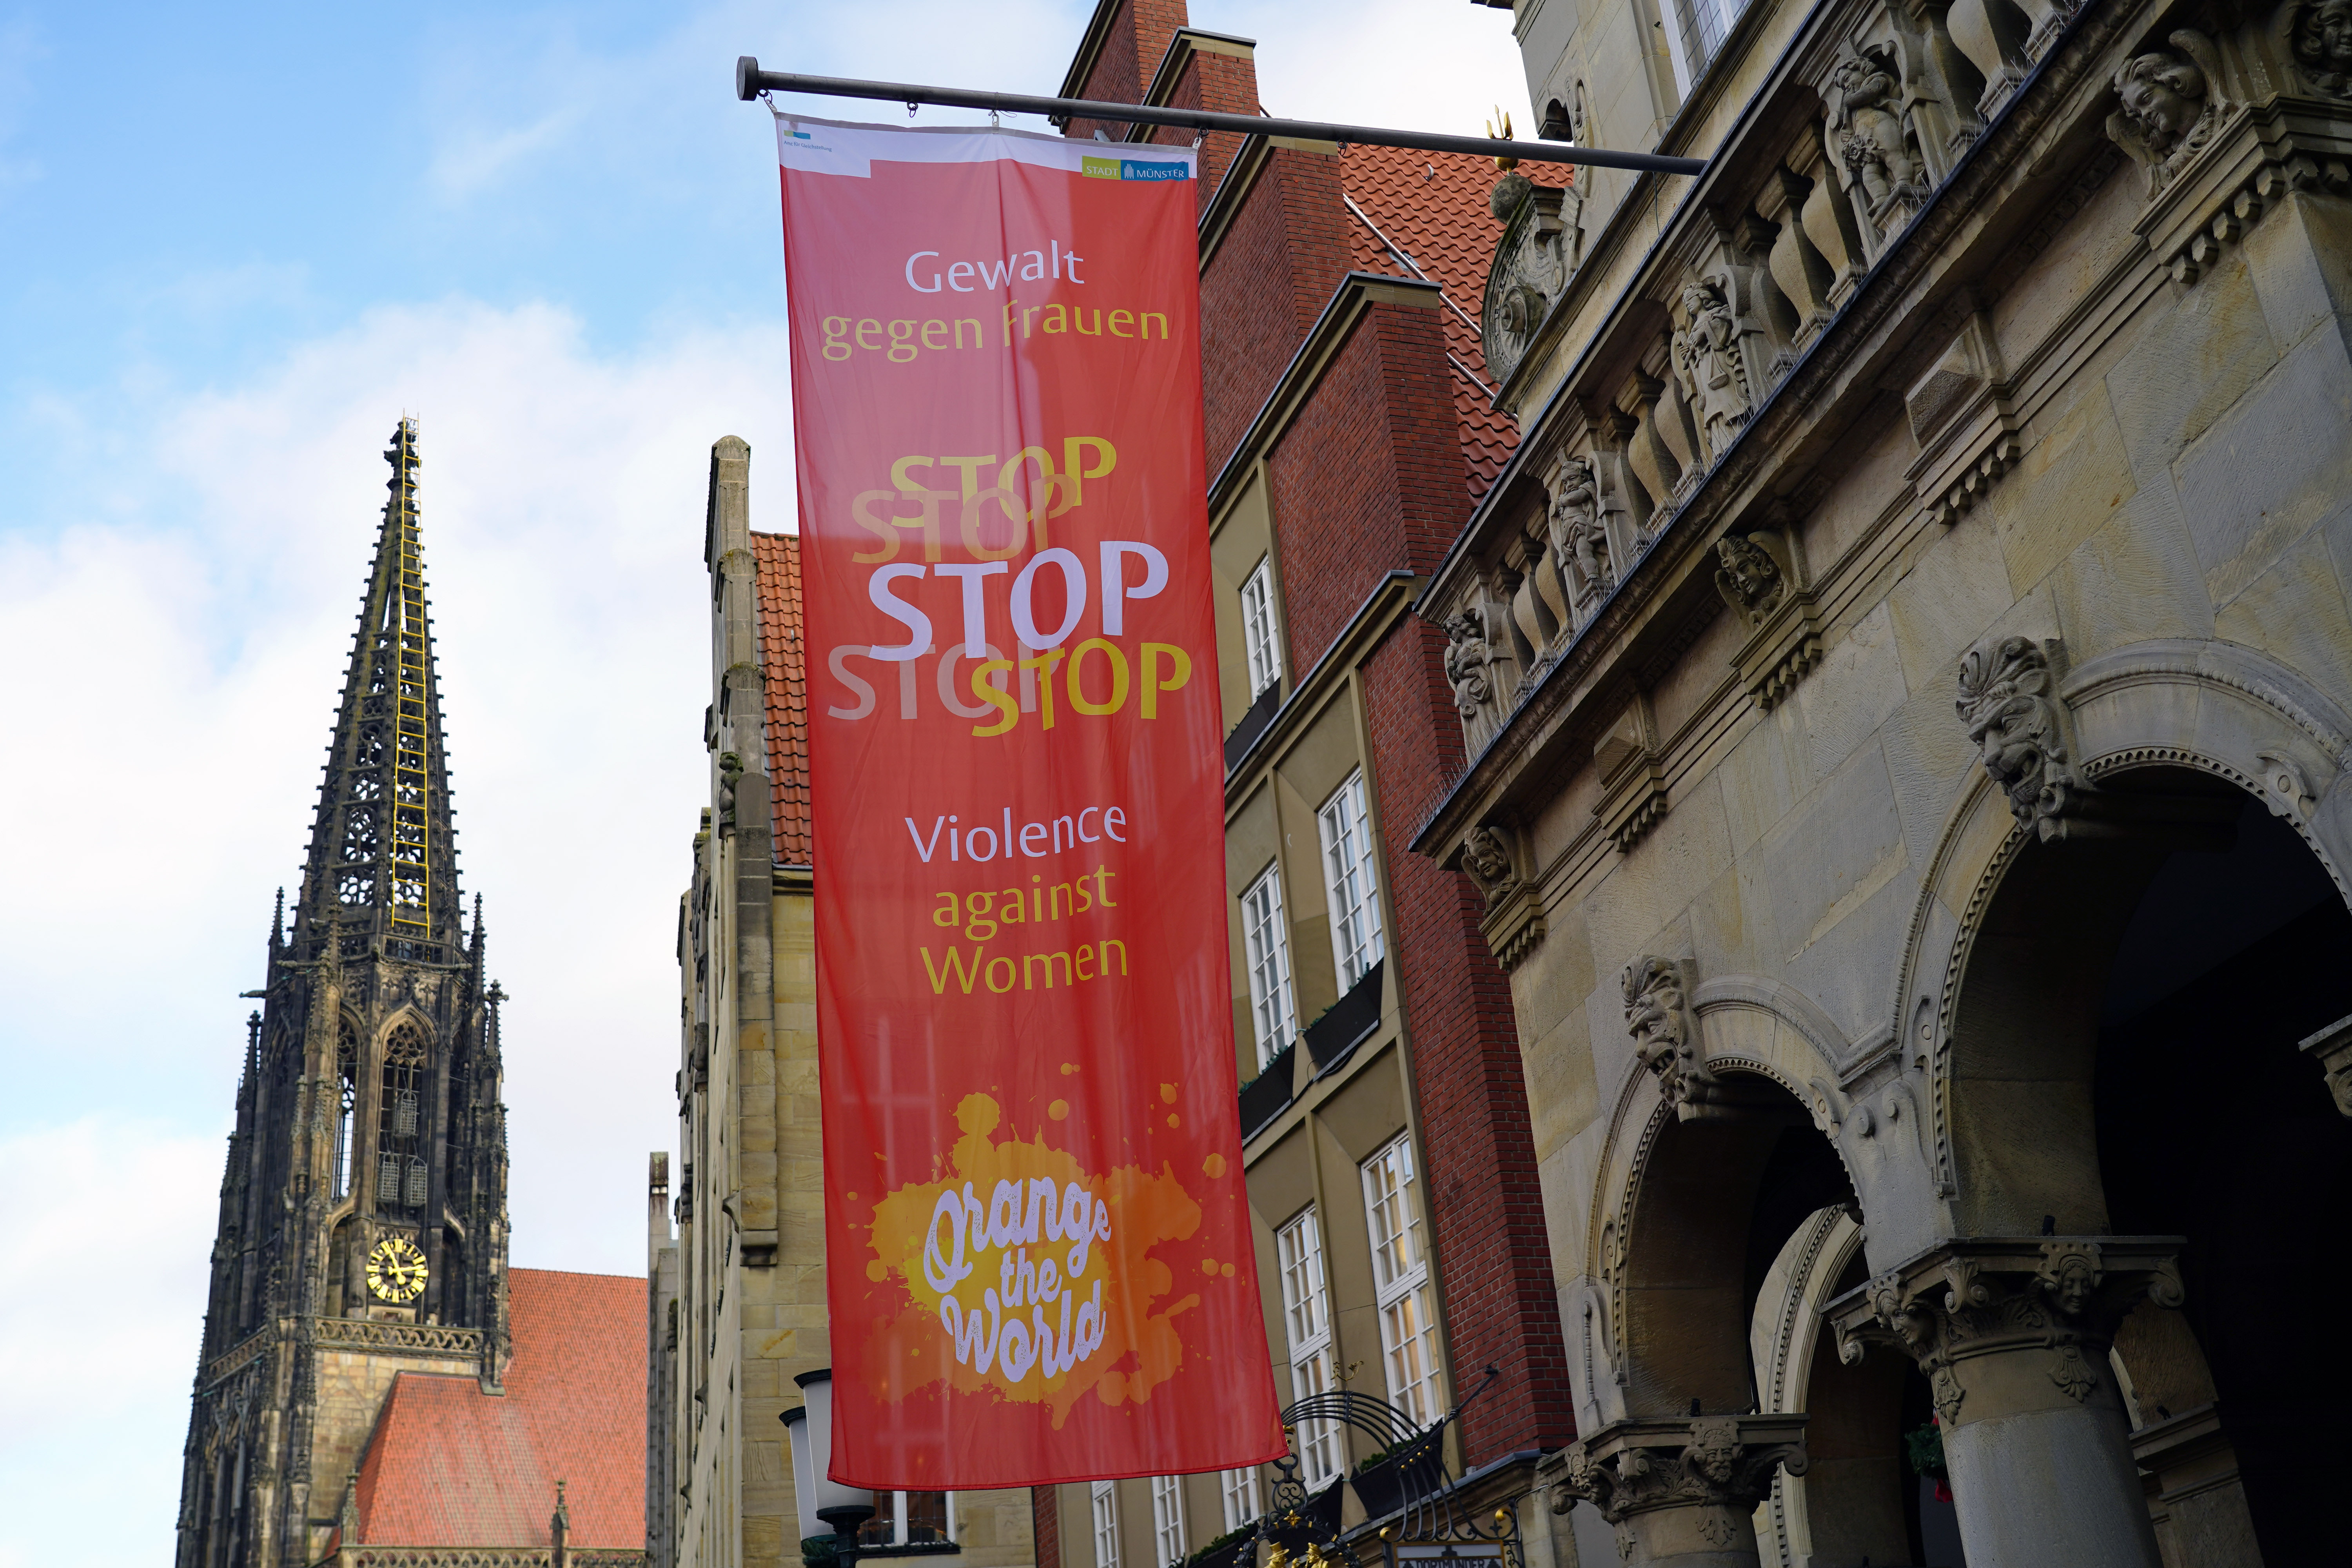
[0, 1120, 220, 1568]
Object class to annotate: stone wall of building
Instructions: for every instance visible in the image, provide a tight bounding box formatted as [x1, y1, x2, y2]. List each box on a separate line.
[1420, 0, 2352, 1563]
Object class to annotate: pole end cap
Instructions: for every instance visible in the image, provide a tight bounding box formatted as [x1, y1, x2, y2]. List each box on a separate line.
[736, 56, 761, 102]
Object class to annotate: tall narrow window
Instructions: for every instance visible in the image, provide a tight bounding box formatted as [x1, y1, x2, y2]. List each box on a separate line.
[1240, 559, 1282, 699]
[1219, 1468, 1261, 1534]
[1151, 1476, 1187, 1567]
[1240, 863, 1297, 1068]
[377, 1022, 428, 1215]
[1362, 1135, 1445, 1426]
[1276, 1207, 1342, 1489]
[332, 1021, 357, 1200]
[1092, 1480, 1121, 1568]
[1317, 772, 1385, 993]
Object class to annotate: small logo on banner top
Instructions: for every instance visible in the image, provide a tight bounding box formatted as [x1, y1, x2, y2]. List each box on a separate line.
[1082, 154, 1192, 182]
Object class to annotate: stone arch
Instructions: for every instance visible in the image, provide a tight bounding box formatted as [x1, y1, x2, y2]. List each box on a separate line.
[1887, 636, 2352, 1236]
[1582, 969, 1864, 1425]
[1872, 637, 2352, 1561]
[1749, 1209, 1913, 1568]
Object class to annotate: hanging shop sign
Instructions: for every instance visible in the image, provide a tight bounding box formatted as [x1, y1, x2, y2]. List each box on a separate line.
[775, 113, 1286, 1490]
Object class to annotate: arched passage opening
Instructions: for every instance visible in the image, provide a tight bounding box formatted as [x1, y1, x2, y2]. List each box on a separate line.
[2091, 778, 2352, 1563]
[1609, 1070, 1961, 1564]
[1940, 766, 2352, 1565]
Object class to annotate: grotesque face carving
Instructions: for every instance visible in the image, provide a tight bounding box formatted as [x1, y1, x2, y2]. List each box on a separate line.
[1462, 826, 1513, 887]
[2112, 51, 2207, 157]
[2296, 0, 2352, 93]
[1684, 1420, 1744, 1488]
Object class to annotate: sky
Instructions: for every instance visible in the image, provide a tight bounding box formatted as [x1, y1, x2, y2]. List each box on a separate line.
[0, 4, 1532, 1562]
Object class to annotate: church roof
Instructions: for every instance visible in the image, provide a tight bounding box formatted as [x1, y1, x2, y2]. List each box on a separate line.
[750, 530, 813, 865]
[352, 1268, 646, 1549]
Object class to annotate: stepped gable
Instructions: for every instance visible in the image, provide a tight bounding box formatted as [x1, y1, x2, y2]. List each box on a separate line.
[350, 1269, 647, 1548]
[750, 530, 812, 866]
[1340, 144, 1569, 503]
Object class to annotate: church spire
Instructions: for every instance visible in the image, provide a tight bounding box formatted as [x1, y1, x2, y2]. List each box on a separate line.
[296, 419, 461, 961]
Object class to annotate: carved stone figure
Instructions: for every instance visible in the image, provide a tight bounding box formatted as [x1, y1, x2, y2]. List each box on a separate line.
[2292, 0, 2352, 99]
[1713, 533, 1784, 620]
[1462, 826, 1515, 889]
[1622, 956, 1716, 1107]
[1547, 455, 1612, 598]
[1954, 636, 2080, 835]
[717, 750, 744, 826]
[1828, 46, 1929, 229]
[1672, 279, 1752, 457]
[1442, 605, 1495, 718]
[2106, 33, 2226, 194]
[1549, 1416, 1809, 1524]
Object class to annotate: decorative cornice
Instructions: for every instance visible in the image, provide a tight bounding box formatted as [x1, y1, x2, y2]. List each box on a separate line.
[1407, 0, 2143, 858]
[312, 1316, 483, 1360]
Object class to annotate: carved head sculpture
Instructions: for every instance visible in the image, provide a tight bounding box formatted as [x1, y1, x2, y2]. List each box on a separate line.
[1621, 956, 1688, 1073]
[2112, 49, 2207, 157]
[1955, 637, 2073, 827]
[2040, 1245, 2101, 1318]
[1462, 825, 1514, 887]
[2294, 0, 2352, 94]
[1714, 534, 1782, 615]
[1829, 49, 1900, 115]
[1862, 1273, 1938, 1357]
[1679, 279, 1723, 326]
[1684, 1420, 1745, 1487]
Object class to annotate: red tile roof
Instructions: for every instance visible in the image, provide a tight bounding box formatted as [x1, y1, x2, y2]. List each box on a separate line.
[352, 1269, 646, 1549]
[750, 530, 813, 865]
[1339, 144, 1570, 503]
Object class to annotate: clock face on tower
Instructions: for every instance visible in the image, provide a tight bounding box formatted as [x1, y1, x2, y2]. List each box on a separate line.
[366, 1235, 429, 1303]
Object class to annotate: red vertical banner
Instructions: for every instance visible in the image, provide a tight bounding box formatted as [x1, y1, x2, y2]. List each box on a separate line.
[775, 114, 1285, 1488]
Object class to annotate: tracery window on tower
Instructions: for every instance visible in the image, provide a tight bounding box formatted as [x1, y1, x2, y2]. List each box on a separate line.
[376, 1020, 430, 1215]
[332, 1020, 358, 1200]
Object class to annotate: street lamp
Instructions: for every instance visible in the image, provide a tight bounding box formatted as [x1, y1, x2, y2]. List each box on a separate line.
[782, 1368, 875, 1563]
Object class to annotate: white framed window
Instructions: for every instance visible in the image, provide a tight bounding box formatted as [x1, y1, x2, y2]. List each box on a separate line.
[1241, 862, 1297, 1067]
[1241, 558, 1281, 698]
[1151, 1475, 1188, 1567]
[1276, 1207, 1343, 1489]
[1092, 1480, 1121, 1568]
[1218, 1467, 1261, 1534]
[1362, 1135, 1445, 1427]
[1317, 772, 1386, 994]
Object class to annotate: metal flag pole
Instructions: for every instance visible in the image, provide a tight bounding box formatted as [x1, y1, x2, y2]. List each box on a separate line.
[735, 57, 1708, 178]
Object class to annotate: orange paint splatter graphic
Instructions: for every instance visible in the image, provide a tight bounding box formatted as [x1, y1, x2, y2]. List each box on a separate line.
[863, 1094, 1204, 1426]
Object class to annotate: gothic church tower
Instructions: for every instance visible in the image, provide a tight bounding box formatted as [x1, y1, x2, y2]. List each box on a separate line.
[178, 422, 512, 1568]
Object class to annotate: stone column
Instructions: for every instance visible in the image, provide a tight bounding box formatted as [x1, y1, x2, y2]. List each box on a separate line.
[1828, 1237, 2183, 1568]
[1544, 1414, 1807, 1566]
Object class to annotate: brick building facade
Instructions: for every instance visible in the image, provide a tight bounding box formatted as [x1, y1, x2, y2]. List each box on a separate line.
[1034, 8, 1579, 1568]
